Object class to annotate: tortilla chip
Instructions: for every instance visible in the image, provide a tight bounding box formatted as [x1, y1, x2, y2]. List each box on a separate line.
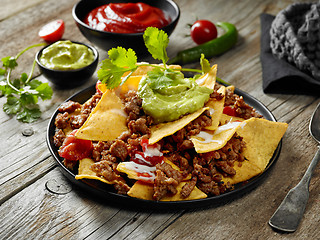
[236, 118, 288, 170]
[75, 90, 128, 141]
[205, 86, 226, 131]
[221, 160, 263, 185]
[98, 75, 143, 94]
[149, 107, 209, 144]
[127, 181, 154, 200]
[116, 75, 143, 95]
[219, 113, 245, 124]
[226, 85, 235, 92]
[161, 183, 207, 201]
[192, 118, 287, 183]
[191, 121, 243, 153]
[75, 158, 114, 184]
[127, 181, 207, 201]
[195, 64, 217, 89]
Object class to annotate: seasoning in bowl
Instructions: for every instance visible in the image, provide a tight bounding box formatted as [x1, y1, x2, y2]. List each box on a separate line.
[83, 2, 171, 33]
[39, 40, 95, 70]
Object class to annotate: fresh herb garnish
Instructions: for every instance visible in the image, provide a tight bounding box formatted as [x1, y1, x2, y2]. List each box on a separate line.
[97, 27, 210, 90]
[0, 43, 53, 123]
[143, 27, 169, 65]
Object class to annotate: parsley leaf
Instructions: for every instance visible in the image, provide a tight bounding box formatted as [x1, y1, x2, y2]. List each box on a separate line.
[143, 27, 169, 65]
[3, 96, 21, 114]
[2, 56, 18, 69]
[0, 43, 52, 123]
[35, 82, 53, 100]
[108, 47, 137, 68]
[16, 107, 41, 123]
[97, 47, 138, 89]
[200, 54, 211, 73]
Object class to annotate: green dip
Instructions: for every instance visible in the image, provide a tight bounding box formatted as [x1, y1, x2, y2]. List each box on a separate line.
[39, 40, 95, 70]
[138, 70, 213, 123]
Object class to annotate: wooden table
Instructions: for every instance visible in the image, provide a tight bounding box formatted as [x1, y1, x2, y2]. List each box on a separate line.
[1, 0, 319, 239]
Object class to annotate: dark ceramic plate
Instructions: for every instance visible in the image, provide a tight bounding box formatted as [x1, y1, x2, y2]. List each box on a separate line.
[47, 85, 281, 209]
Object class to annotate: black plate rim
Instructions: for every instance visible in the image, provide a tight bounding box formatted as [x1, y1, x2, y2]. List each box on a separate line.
[46, 84, 281, 209]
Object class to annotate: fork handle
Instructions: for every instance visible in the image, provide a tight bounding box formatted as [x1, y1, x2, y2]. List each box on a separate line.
[299, 146, 320, 188]
[269, 147, 320, 232]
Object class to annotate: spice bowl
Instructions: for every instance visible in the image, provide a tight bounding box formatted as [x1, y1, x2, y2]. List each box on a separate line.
[36, 40, 99, 89]
[72, 0, 180, 55]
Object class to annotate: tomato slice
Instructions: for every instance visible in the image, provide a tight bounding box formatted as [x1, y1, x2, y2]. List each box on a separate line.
[95, 80, 102, 94]
[58, 130, 93, 161]
[223, 106, 237, 117]
[39, 19, 65, 42]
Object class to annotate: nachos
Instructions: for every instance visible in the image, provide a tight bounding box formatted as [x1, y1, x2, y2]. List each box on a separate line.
[52, 27, 288, 201]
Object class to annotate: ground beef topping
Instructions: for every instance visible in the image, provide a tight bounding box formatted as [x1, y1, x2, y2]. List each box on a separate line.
[58, 101, 81, 113]
[53, 129, 66, 148]
[224, 86, 262, 119]
[90, 160, 130, 194]
[53, 82, 253, 200]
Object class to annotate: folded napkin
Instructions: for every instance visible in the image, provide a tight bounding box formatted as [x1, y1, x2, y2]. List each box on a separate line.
[260, 13, 320, 95]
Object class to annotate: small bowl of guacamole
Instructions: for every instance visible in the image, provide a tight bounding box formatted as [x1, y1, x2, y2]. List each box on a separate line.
[36, 40, 99, 88]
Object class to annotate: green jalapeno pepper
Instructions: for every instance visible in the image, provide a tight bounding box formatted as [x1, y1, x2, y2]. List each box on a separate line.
[168, 22, 238, 65]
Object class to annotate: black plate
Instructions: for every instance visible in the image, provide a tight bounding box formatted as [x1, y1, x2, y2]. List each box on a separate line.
[47, 85, 281, 209]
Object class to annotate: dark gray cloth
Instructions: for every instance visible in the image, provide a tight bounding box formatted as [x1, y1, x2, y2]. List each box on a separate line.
[260, 13, 320, 95]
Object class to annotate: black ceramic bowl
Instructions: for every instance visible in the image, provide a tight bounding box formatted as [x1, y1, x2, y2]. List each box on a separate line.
[36, 41, 99, 89]
[72, 0, 180, 55]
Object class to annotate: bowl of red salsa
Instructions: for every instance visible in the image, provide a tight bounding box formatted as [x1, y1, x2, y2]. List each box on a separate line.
[72, 0, 180, 55]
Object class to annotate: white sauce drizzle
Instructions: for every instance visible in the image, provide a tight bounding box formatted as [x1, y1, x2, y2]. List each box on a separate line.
[144, 145, 163, 157]
[193, 121, 243, 144]
[209, 107, 215, 115]
[194, 131, 223, 144]
[213, 121, 242, 135]
[122, 161, 156, 180]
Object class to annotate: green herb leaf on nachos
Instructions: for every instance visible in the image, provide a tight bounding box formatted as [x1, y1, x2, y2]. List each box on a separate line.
[143, 27, 169, 65]
[98, 47, 138, 89]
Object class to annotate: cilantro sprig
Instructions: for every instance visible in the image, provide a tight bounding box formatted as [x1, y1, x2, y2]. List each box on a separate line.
[0, 43, 53, 123]
[97, 27, 211, 90]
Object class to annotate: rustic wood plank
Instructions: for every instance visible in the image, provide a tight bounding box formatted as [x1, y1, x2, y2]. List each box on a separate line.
[0, 168, 183, 240]
[0, 0, 47, 21]
[108, 211, 184, 240]
[0, 74, 97, 202]
[0, 156, 55, 204]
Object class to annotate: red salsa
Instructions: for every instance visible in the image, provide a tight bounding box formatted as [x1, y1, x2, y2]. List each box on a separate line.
[84, 2, 171, 33]
[58, 130, 93, 161]
[131, 139, 164, 167]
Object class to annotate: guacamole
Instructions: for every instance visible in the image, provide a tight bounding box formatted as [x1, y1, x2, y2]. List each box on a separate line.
[39, 40, 95, 70]
[138, 70, 213, 123]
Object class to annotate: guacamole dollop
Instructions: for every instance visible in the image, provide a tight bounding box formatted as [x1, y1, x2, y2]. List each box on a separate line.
[39, 40, 95, 70]
[138, 69, 213, 123]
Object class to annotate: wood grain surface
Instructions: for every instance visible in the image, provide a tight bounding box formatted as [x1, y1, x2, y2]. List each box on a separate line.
[1, 0, 319, 239]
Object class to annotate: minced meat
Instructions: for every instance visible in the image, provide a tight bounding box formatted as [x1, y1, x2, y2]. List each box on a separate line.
[54, 82, 253, 200]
